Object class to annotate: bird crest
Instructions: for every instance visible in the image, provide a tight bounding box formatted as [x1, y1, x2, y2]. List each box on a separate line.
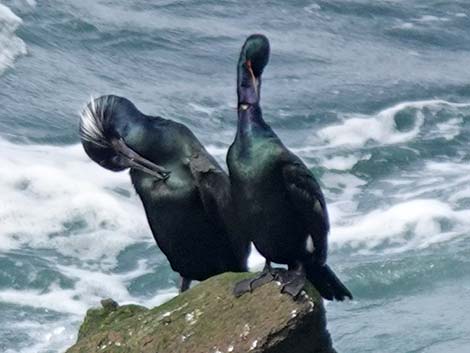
[79, 95, 118, 148]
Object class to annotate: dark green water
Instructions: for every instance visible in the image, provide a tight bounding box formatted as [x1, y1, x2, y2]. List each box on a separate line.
[1, 0, 470, 352]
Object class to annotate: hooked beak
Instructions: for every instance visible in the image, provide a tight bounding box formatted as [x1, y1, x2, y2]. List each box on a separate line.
[246, 60, 258, 98]
[111, 138, 170, 180]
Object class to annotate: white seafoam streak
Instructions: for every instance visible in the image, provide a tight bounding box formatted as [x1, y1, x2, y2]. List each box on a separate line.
[0, 139, 151, 265]
[317, 100, 470, 148]
[315, 100, 470, 252]
[0, 3, 27, 75]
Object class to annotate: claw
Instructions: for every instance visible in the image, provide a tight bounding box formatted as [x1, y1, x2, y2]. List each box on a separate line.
[233, 277, 255, 297]
[233, 271, 275, 297]
[276, 269, 307, 300]
[233, 262, 280, 298]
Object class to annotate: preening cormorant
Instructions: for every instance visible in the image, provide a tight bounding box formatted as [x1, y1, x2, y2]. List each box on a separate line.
[79, 95, 249, 292]
[227, 35, 352, 301]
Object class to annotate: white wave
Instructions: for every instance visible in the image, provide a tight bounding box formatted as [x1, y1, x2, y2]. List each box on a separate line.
[0, 259, 175, 329]
[0, 263, 177, 352]
[4, 318, 78, 353]
[434, 117, 463, 141]
[318, 100, 470, 148]
[0, 138, 152, 267]
[392, 161, 470, 202]
[0, 287, 88, 315]
[321, 154, 371, 171]
[324, 172, 367, 218]
[304, 3, 322, 14]
[0, 4, 27, 75]
[330, 199, 470, 252]
[414, 15, 450, 23]
[326, 159, 470, 253]
[394, 22, 414, 30]
[188, 102, 217, 115]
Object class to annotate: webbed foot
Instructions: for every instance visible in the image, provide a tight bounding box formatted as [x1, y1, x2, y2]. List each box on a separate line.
[275, 263, 307, 300]
[277, 270, 306, 299]
[233, 261, 277, 297]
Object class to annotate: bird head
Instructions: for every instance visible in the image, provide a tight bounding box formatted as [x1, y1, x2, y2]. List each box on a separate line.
[237, 34, 270, 106]
[79, 95, 170, 180]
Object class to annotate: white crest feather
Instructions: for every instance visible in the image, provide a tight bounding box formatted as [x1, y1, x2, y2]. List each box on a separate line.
[79, 95, 117, 148]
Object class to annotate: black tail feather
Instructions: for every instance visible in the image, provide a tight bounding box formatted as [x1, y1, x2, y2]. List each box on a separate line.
[305, 261, 353, 301]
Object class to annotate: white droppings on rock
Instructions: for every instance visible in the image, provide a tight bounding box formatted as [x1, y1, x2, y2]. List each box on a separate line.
[291, 309, 298, 318]
[159, 304, 190, 321]
[250, 340, 258, 350]
[240, 323, 251, 340]
[185, 309, 202, 325]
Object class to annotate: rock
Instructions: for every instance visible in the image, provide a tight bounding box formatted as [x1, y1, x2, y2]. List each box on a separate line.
[65, 272, 336, 353]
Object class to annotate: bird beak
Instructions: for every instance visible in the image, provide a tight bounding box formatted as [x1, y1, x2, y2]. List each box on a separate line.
[246, 60, 258, 98]
[111, 138, 170, 180]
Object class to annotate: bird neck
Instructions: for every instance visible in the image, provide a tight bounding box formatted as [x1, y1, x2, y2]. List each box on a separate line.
[236, 104, 269, 139]
[118, 114, 168, 158]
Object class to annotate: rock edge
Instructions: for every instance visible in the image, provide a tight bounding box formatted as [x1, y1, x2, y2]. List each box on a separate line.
[65, 272, 336, 353]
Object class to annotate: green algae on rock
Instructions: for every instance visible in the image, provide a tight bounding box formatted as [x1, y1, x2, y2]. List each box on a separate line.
[65, 272, 336, 353]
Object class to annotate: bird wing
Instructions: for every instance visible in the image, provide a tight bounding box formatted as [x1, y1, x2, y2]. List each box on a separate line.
[281, 155, 330, 265]
[188, 152, 231, 232]
[189, 152, 249, 271]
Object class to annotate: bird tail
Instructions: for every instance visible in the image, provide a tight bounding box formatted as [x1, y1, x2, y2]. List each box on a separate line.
[305, 260, 353, 301]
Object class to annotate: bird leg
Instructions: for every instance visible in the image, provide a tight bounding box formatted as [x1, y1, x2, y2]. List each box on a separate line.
[233, 261, 277, 297]
[179, 277, 191, 293]
[277, 262, 307, 300]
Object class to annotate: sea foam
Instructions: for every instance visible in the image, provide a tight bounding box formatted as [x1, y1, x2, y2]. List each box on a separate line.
[0, 138, 151, 267]
[330, 198, 470, 253]
[318, 100, 470, 148]
[0, 4, 27, 75]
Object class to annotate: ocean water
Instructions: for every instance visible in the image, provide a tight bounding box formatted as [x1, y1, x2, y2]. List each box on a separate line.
[1, 0, 470, 352]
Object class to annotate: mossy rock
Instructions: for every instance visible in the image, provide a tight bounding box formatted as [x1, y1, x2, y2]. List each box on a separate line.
[66, 272, 336, 353]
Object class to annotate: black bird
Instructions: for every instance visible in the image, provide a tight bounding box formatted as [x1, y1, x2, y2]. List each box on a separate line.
[79, 95, 249, 292]
[227, 35, 352, 301]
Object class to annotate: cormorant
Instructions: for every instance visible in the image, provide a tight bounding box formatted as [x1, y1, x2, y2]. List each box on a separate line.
[227, 35, 352, 301]
[79, 95, 249, 292]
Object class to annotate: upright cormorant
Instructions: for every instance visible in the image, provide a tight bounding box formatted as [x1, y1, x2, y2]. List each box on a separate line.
[227, 35, 352, 301]
[79, 95, 249, 292]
